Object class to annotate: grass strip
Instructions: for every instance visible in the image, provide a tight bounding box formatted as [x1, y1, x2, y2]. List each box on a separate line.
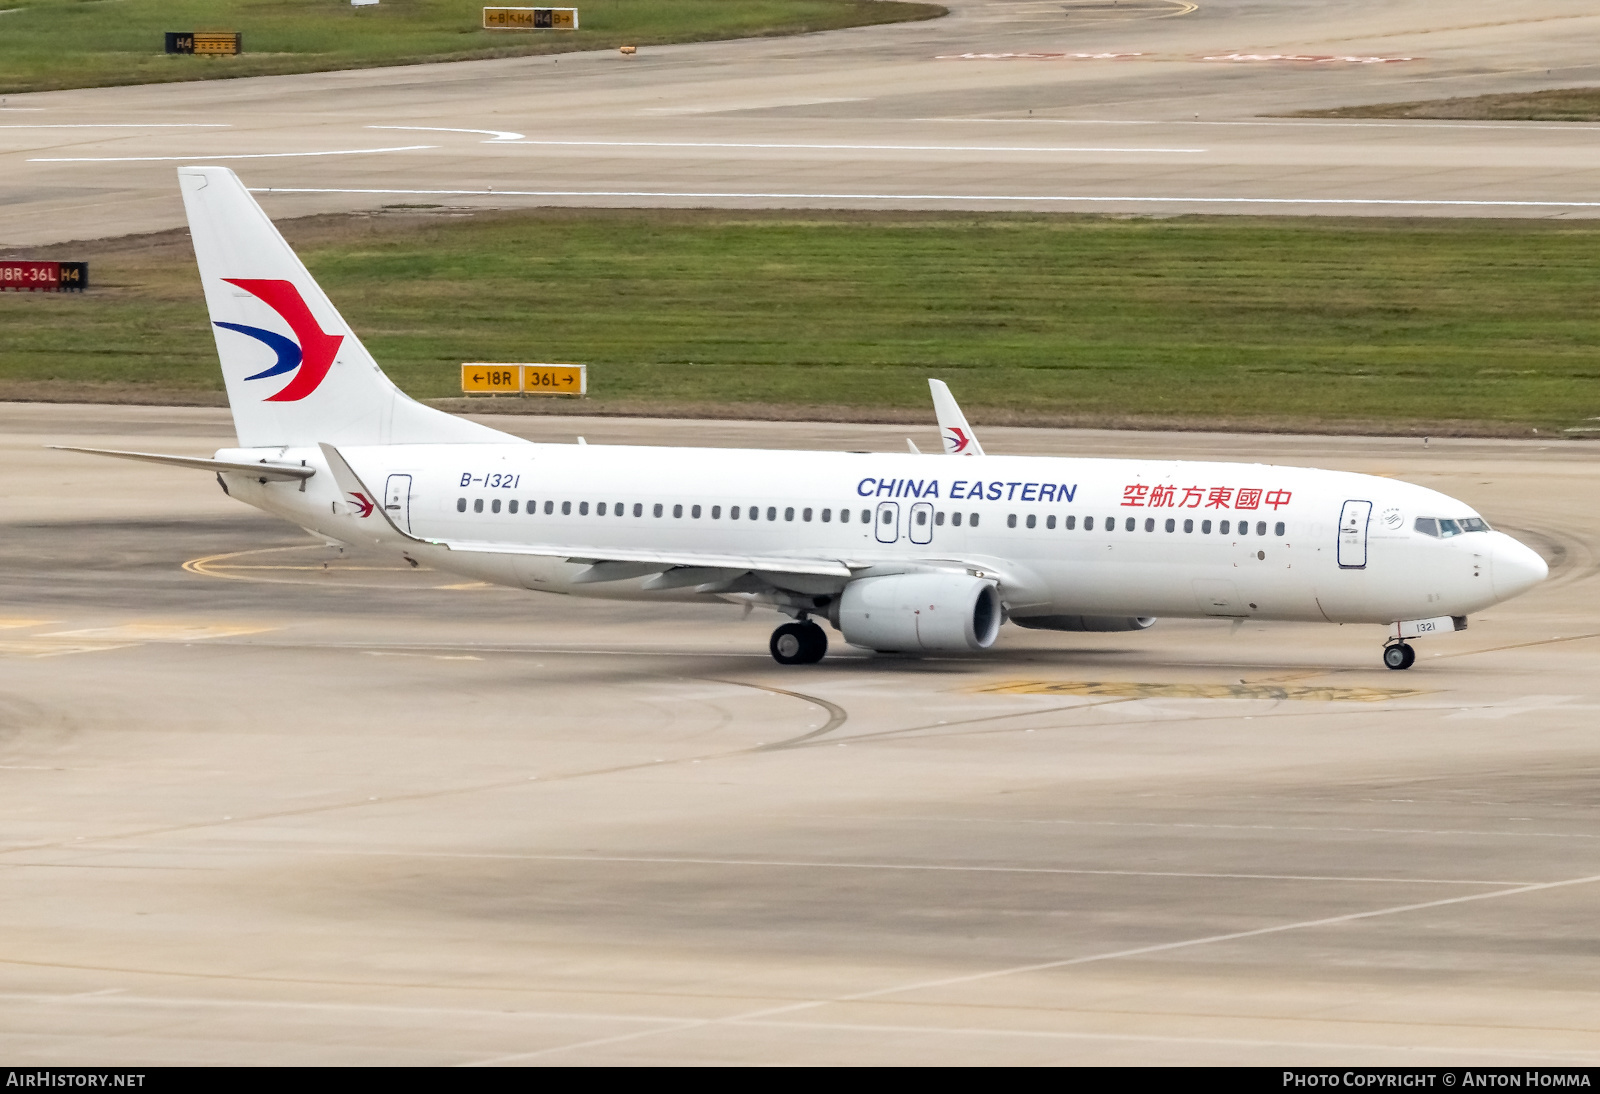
[1293, 86, 1600, 122]
[4, 208, 1599, 436]
[0, 0, 942, 95]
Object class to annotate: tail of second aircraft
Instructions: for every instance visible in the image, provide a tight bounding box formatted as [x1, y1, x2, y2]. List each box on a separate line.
[179, 166, 515, 449]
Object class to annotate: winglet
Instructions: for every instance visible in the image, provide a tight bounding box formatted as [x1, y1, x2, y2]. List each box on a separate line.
[317, 442, 427, 547]
[929, 379, 984, 456]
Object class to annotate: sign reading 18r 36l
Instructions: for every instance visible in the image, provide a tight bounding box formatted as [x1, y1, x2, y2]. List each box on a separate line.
[483, 7, 578, 29]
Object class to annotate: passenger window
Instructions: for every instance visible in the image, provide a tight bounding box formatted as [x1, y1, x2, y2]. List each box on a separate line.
[970, 513, 980, 527]
[1144, 518, 1154, 532]
[578, 502, 588, 516]
[1046, 515, 1055, 529]
[880, 510, 891, 525]
[653, 503, 663, 517]
[1220, 520, 1230, 535]
[1239, 521, 1249, 537]
[1202, 519, 1211, 534]
[731, 506, 740, 519]
[861, 509, 871, 523]
[1274, 522, 1285, 537]
[1084, 516, 1094, 531]
[1125, 518, 1136, 532]
[596, 502, 606, 516]
[1007, 514, 1017, 528]
[1066, 515, 1076, 530]
[456, 498, 466, 512]
[1438, 518, 1461, 538]
[782, 507, 793, 521]
[544, 500, 554, 515]
[1183, 518, 1193, 533]
[1026, 514, 1037, 529]
[527, 500, 536, 514]
[1165, 518, 1175, 532]
[633, 503, 642, 517]
[1256, 521, 1266, 536]
[509, 500, 518, 514]
[712, 506, 721, 519]
[492, 499, 501, 514]
[691, 505, 701, 518]
[769, 507, 779, 521]
[615, 502, 624, 517]
[952, 512, 962, 527]
[823, 508, 833, 522]
[673, 504, 683, 518]
[914, 510, 924, 526]
[804, 508, 813, 522]
[473, 499, 484, 514]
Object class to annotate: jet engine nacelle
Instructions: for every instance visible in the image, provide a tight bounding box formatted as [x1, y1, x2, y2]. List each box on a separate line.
[836, 573, 1001, 652]
[1011, 615, 1157, 632]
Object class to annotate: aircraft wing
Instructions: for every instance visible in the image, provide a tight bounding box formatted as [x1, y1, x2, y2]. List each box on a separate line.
[440, 538, 854, 577]
[318, 443, 854, 579]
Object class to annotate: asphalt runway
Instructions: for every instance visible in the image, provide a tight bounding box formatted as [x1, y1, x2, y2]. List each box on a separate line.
[7, 0, 1600, 245]
[3, 403, 1598, 1065]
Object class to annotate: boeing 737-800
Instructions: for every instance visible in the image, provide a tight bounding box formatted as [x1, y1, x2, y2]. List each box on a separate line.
[61, 168, 1548, 669]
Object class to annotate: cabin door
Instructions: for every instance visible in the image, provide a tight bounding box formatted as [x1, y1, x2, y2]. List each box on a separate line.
[384, 474, 413, 534]
[875, 501, 900, 544]
[908, 501, 934, 545]
[1337, 499, 1371, 569]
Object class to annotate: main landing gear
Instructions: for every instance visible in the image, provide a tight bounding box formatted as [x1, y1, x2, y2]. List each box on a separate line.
[1382, 641, 1416, 671]
[771, 620, 828, 665]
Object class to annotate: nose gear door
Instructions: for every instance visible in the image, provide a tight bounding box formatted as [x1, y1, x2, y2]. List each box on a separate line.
[875, 501, 900, 544]
[1338, 499, 1371, 569]
[384, 474, 413, 534]
[908, 501, 933, 545]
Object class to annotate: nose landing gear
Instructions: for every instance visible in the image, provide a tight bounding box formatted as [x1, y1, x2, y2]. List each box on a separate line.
[1382, 641, 1416, 670]
[771, 620, 828, 665]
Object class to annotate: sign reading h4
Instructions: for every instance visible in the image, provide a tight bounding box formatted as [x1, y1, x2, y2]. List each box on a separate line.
[59, 165, 1549, 672]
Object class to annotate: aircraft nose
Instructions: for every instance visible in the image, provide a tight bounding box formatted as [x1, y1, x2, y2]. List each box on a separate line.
[1491, 532, 1548, 600]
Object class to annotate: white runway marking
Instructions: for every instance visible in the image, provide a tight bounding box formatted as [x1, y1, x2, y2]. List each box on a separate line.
[479, 869, 1600, 1063]
[320, 849, 1529, 887]
[29, 145, 435, 163]
[369, 125, 525, 142]
[0, 124, 230, 129]
[494, 140, 1207, 153]
[0, 992, 1591, 1065]
[932, 117, 1600, 133]
[248, 186, 1600, 210]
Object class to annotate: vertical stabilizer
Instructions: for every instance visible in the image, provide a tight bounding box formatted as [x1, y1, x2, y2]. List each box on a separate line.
[929, 379, 984, 456]
[179, 166, 518, 448]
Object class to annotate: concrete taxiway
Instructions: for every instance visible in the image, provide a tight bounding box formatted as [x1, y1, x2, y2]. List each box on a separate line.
[1, 403, 1597, 1064]
[6, 0, 1600, 245]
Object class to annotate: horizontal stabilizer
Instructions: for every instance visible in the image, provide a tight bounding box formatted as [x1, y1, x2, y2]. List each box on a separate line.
[50, 445, 314, 481]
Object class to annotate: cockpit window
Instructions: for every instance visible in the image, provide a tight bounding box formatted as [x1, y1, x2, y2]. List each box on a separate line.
[1416, 516, 1489, 538]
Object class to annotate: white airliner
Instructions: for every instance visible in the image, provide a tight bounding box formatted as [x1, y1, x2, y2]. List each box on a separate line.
[61, 167, 1548, 669]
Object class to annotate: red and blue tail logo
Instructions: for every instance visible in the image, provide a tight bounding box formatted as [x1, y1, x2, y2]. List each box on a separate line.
[213, 278, 343, 402]
[944, 427, 973, 454]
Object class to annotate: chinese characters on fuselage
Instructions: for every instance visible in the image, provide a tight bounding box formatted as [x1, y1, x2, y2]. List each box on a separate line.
[1120, 485, 1291, 510]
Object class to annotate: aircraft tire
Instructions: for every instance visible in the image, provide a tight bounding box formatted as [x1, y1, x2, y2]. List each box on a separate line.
[1383, 642, 1414, 670]
[771, 621, 827, 665]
